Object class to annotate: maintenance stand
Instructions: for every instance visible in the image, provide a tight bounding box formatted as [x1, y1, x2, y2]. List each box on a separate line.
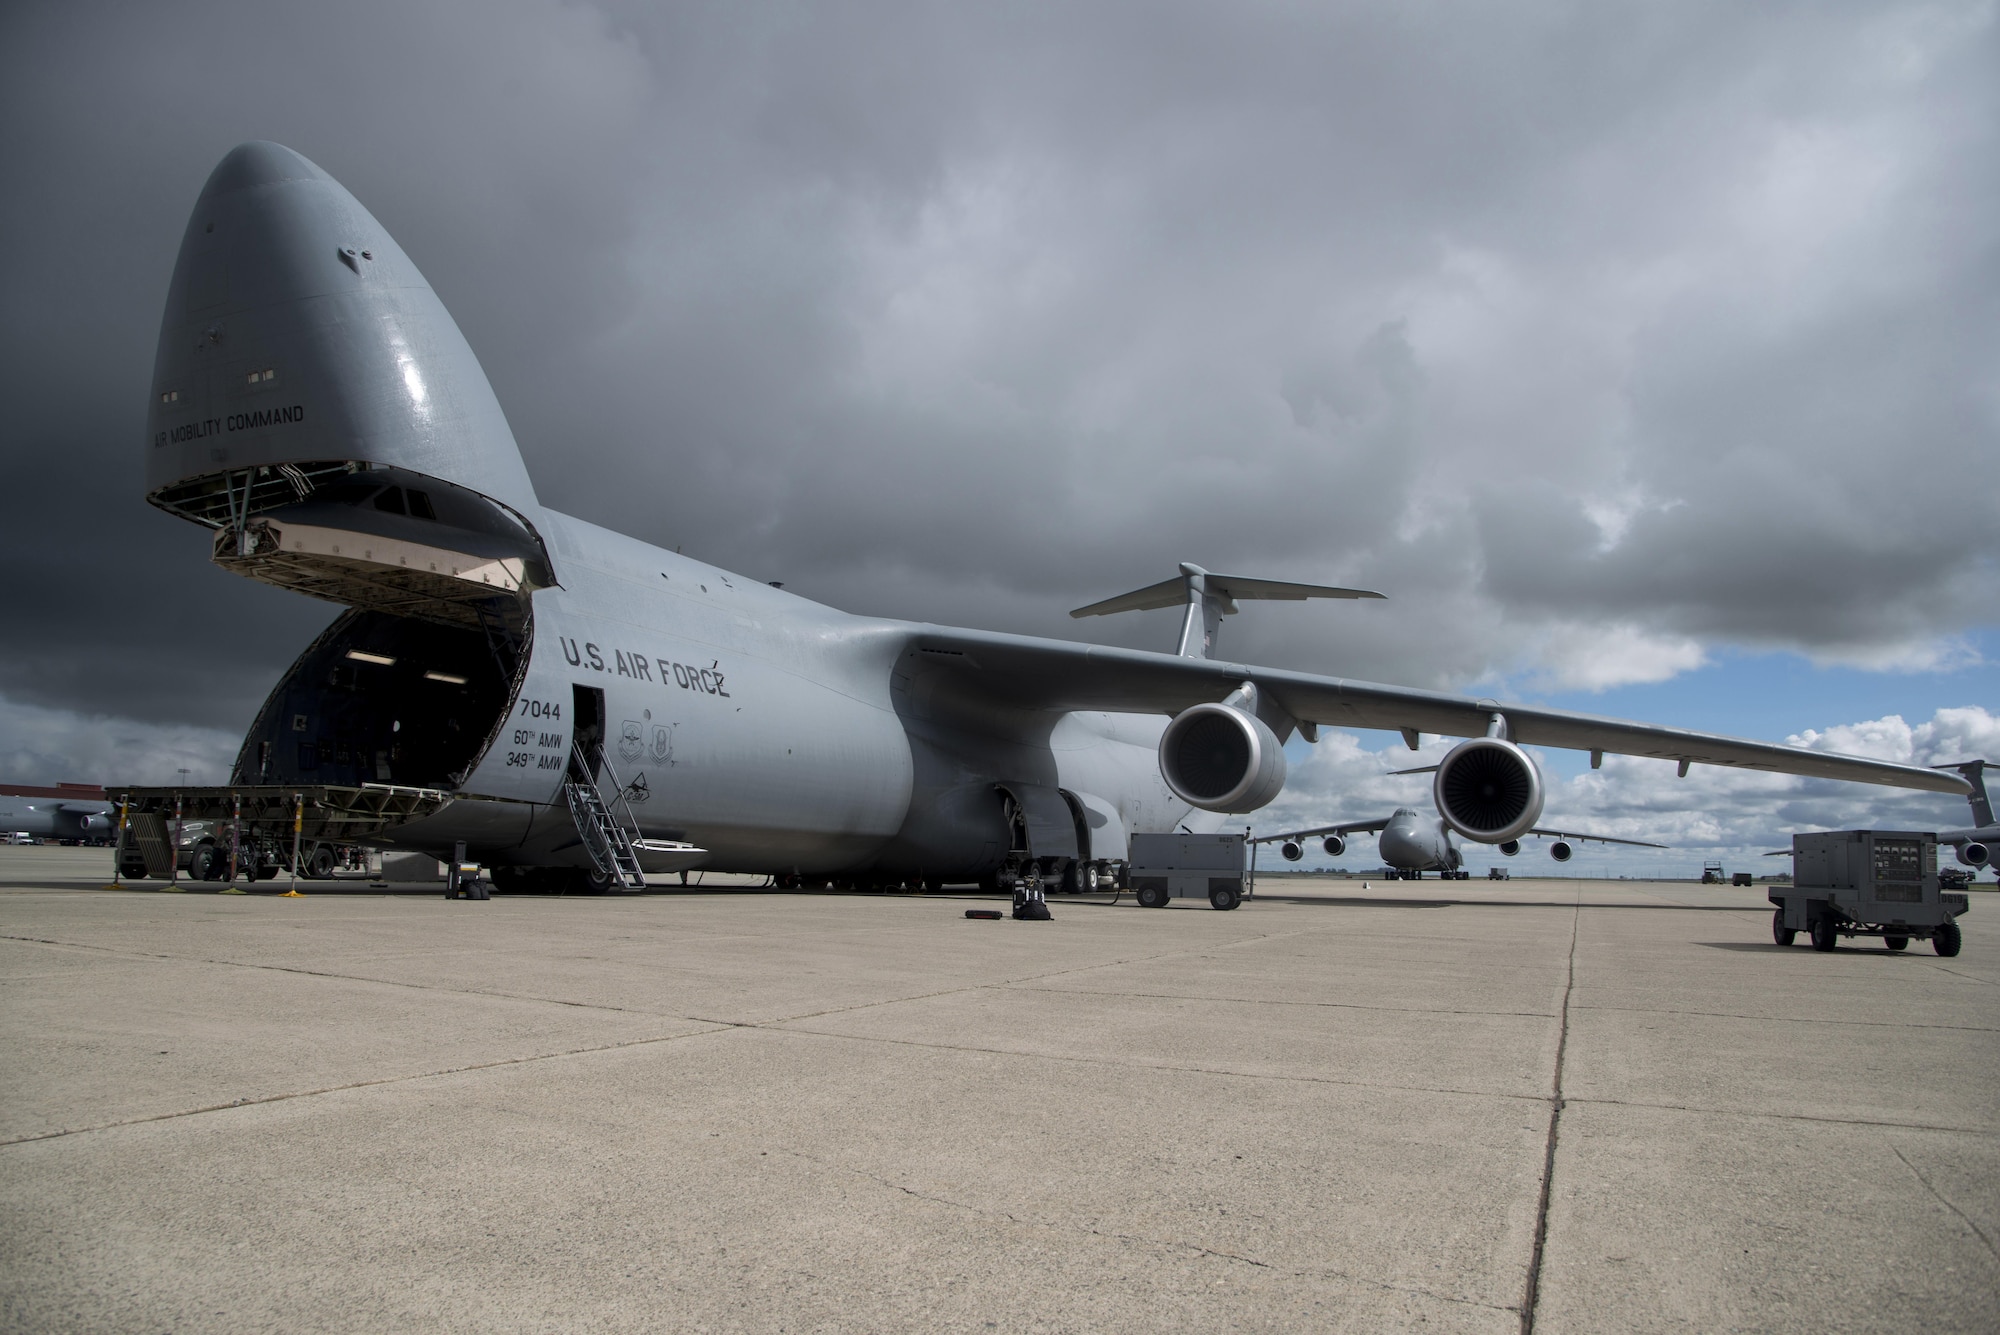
[1770, 829, 1968, 956]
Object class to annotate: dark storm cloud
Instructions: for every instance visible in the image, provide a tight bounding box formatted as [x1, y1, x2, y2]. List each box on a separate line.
[0, 0, 1994, 783]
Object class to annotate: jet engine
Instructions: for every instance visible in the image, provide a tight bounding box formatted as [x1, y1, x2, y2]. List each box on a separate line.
[1498, 840, 1520, 857]
[1158, 703, 1287, 813]
[1959, 842, 1990, 868]
[1322, 834, 1346, 857]
[1280, 840, 1304, 861]
[1549, 839, 1574, 863]
[1433, 737, 1544, 844]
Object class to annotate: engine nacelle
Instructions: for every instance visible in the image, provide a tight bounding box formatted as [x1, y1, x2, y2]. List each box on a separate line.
[1498, 840, 1520, 857]
[1280, 840, 1304, 862]
[1158, 704, 1287, 813]
[1549, 839, 1574, 863]
[1959, 841, 1990, 868]
[1433, 737, 1544, 845]
[1322, 834, 1346, 857]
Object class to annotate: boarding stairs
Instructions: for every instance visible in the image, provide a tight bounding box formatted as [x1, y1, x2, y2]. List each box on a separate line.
[565, 742, 648, 890]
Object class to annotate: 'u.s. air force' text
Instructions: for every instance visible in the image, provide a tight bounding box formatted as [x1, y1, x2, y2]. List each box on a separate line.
[560, 637, 730, 697]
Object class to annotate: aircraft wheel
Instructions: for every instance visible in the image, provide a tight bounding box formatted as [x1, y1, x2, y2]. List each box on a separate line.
[1209, 885, 1241, 911]
[1771, 909, 1794, 947]
[1136, 884, 1169, 909]
[1933, 921, 1962, 958]
[1884, 935, 1909, 951]
[1810, 914, 1839, 952]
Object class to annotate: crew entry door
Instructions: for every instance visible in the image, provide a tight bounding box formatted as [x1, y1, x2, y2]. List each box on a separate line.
[570, 684, 606, 783]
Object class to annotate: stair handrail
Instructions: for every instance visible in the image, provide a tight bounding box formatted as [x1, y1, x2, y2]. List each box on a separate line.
[567, 739, 645, 886]
[561, 775, 617, 880]
[589, 744, 647, 839]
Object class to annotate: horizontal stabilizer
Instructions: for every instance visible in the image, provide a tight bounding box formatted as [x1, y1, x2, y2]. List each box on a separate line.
[1070, 561, 1383, 659]
[1071, 570, 1383, 619]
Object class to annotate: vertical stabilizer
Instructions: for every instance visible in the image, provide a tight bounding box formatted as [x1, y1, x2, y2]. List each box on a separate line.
[1957, 760, 1994, 827]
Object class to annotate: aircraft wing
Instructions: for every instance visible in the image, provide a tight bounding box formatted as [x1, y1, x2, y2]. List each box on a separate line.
[904, 624, 1973, 796]
[1526, 828, 1667, 849]
[1249, 820, 1390, 844]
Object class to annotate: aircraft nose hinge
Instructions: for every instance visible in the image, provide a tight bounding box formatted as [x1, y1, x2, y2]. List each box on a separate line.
[336, 246, 374, 274]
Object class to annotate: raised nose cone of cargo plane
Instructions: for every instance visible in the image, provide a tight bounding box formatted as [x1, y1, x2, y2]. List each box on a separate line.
[146, 142, 551, 622]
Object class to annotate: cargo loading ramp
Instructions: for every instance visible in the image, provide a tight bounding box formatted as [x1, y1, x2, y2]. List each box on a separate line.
[109, 783, 460, 869]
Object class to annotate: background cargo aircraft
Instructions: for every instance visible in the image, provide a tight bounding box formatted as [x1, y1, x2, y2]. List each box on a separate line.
[0, 785, 116, 843]
[1255, 809, 1664, 880]
[1767, 760, 1997, 880]
[130, 143, 1973, 893]
[1931, 760, 1998, 874]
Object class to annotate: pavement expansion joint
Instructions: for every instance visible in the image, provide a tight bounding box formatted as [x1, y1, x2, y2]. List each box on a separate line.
[770, 1145, 1516, 1313]
[1890, 1143, 2000, 1263]
[0, 930, 685, 1019]
[711, 934, 1328, 1030]
[1006, 982, 1561, 1021]
[0, 1025, 730, 1150]
[1924, 963, 1996, 985]
[1569, 1002, 2000, 1033]
[1518, 887, 1581, 1335]
[770, 1020, 1549, 1104]
[1564, 1094, 2000, 1137]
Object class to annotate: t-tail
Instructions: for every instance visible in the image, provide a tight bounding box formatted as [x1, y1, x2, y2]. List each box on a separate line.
[1940, 760, 1995, 827]
[1069, 562, 1382, 659]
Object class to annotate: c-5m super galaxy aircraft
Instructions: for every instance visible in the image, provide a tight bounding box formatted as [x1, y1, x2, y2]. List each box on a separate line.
[1254, 809, 1664, 880]
[121, 143, 1972, 896]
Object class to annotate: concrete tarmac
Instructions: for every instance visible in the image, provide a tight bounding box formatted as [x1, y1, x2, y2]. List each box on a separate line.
[1, 846, 1994, 1333]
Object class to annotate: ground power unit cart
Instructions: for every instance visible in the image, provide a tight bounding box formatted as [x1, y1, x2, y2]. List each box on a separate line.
[1127, 832, 1249, 910]
[1771, 829, 1968, 956]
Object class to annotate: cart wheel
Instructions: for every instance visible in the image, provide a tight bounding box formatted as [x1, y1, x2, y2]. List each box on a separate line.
[1883, 935, 1908, 951]
[1771, 909, 1795, 947]
[1809, 914, 1839, 952]
[1209, 885, 1240, 911]
[1136, 884, 1168, 909]
[1933, 921, 1961, 958]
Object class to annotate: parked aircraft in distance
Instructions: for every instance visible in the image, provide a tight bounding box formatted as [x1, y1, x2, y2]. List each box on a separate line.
[1254, 807, 1664, 880]
[1935, 761, 1998, 874]
[0, 784, 115, 842]
[123, 142, 1973, 895]
[1768, 761, 1997, 881]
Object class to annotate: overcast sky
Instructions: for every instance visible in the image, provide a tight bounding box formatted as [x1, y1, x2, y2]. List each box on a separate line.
[1, 1, 1993, 871]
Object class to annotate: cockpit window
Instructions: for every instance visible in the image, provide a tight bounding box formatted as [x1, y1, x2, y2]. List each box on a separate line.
[406, 489, 436, 520]
[372, 487, 407, 516]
